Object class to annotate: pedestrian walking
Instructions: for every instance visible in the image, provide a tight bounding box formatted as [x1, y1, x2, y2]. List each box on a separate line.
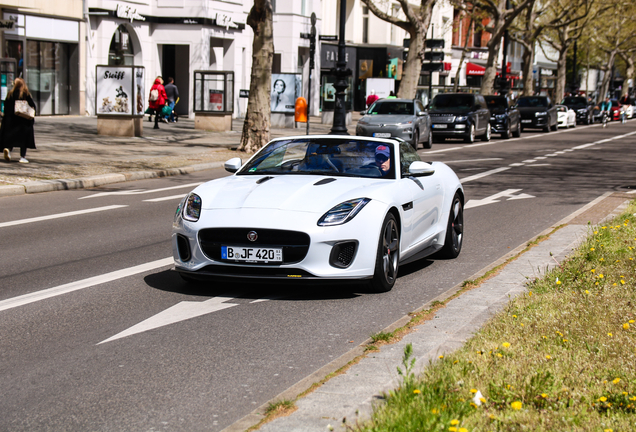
[164, 77, 179, 123]
[366, 89, 379, 109]
[1, 77, 36, 164]
[148, 76, 167, 129]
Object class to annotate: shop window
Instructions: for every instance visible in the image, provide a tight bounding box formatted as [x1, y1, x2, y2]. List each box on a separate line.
[5, 40, 23, 79]
[193, 70, 234, 113]
[25, 40, 72, 115]
[109, 25, 135, 66]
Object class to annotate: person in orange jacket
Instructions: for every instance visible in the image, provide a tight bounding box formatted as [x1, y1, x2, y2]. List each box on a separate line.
[148, 76, 167, 129]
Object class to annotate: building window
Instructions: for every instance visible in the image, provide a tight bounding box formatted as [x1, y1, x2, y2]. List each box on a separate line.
[362, 6, 369, 44]
[25, 40, 72, 115]
[109, 25, 135, 66]
[473, 27, 482, 48]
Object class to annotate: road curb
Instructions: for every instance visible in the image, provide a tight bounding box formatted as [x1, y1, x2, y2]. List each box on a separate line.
[0, 161, 224, 198]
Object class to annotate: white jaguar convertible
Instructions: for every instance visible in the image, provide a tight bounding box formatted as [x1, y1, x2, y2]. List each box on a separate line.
[172, 135, 464, 292]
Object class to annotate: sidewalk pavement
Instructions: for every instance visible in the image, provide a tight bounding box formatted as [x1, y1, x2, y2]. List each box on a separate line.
[0, 114, 361, 197]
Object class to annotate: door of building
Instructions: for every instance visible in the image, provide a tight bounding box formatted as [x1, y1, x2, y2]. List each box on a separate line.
[162, 44, 190, 117]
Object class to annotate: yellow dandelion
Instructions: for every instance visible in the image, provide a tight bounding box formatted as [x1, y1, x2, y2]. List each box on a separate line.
[454, 360, 458, 364]
[541, 393, 548, 398]
[542, 335, 547, 339]
[599, 396, 607, 402]
[556, 280, 562, 285]
[439, 355, 444, 359]
[497, 353, 503, 358]
[480, 397, 486, 403]
[511, 401, 522, 410]
[520, 323, 524, 327]
[613, 378, 621, 384]
[613, 283, 617, 286]
[450, 419, 459, 426]
[591, 269, 596, 273]
[431, 408, 438, 414]
[449, 428, 457, 432]
[598, 273, 604, 278]
[563, 339, 568, 342]
[512, 314, 517, 318]
[624, 323, 630, 330]
[630, 320, 635, 324]
[502, 342, 511, 348]
[594, 231, 598, 234]
[470, 389, 478, 393]
[489, 414, 496, 420]
[608, 333, 613, 337]
[604, 429, 613, 432]
[459, 429, 468, 432]
[413, 389, 421, 394]
[621, 280, 626, 285]
[585, 290, 590, 294]
[590, 247, 595, 251]
[623, 392, 628, 396]
[545, 354, 551, 359]
[469, 402, 477, 408]
[528, 292, 532, 296]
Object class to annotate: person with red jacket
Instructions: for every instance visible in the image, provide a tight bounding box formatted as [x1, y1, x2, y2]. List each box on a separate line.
[148, 76, 167, 129]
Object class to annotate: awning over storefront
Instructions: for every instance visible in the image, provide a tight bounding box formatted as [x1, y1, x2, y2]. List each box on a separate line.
[466, 62, 485, 76]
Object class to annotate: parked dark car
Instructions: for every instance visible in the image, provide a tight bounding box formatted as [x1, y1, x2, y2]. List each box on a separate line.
[484, 95, 521, 139]
[428, 93, 491, 143]
[561, 96, 594, 124]
[516, 96, 558, 132]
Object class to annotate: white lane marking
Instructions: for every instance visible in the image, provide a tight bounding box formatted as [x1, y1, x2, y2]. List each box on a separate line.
[99, 296, 239, 344]
[143, 194, 186, 202]
[535, 156, 548, 159]
[442, 158, 503, 164]
[80, 182, 203, 199]
[465, 189, 535, 209]
[0, 257, 173, 313]
[522, 159, 537, 163]
[527, 164, 551, 167]
[509, 163, 525, 167]
[0, 205, 128, 229]
[459, 167, 510, 183]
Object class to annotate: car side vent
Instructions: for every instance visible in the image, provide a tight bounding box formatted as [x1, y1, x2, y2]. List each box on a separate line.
[314, 178, 337, 186]
[329, 241, 358, 269]
[176, 234, 192, 262]
[256, 176, 274, 184]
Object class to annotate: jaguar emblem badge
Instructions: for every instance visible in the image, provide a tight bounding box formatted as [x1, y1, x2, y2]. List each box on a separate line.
[247, 231, 258, 242]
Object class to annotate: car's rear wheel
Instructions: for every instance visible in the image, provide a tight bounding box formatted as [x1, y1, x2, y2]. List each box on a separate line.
[480, 125, 491, 141]
[423, 130, 433, 149]
[438, 193, 463, 259]
[464, 124, 475, 143]
[369, 213, 400, 293]
[412, 129, 419, 150]
[551, 120, 558, 131]
[512, 121, 521, 137]
[543, 124, 550, 133]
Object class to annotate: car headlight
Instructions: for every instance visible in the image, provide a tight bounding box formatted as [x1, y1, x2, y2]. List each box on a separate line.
[455, 124, 466, 129]
[175, 196, 187, 223]
[535, 111, 547, 117]
[398, 120, 413, 126]
[495, 114, 507, 120]
[317, 198, 371, 226]
[183, 193, 202, 222]
[455, 116, 468, 122]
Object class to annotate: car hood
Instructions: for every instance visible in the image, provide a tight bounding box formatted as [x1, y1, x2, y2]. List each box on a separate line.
[429, 109, 471, 115]
[193, 175, 392, 213]
[488, 108, 507, 114]
[517, 106, 549, 114]
[361, 114, 414, 124]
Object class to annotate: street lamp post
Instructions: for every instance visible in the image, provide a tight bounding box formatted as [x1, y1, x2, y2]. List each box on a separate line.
[330, 0, 351, 135]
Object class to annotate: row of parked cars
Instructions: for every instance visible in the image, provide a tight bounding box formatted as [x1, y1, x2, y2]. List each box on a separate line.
[356, 94, 633, 150]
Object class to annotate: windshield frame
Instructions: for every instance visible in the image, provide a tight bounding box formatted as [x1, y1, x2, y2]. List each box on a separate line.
[236, 137, 398, 180]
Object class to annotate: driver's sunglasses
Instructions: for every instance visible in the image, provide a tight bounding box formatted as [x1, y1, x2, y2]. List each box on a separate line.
[375, 155, 389, 163]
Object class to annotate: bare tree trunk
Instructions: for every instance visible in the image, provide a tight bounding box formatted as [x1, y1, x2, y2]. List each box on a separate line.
[598, 50, 618, 103]
[555, 42, 569, 103]
[520, 43, 534, 96]
[481, 40, 501, 95]
[238, 0, 274, 153]
[619, 52, 634, 99]
[399, 23, 426, 99]
[454, 15, 474, 93]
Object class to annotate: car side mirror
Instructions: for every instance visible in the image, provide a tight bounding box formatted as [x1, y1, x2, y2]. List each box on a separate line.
[408, 161, 435, 177]
[224, 157, 242, 173]
[417, 111, 426, 116]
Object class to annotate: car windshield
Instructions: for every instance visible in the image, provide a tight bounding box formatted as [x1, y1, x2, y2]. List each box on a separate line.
[562, 97, 587, 108]
[367, 101, 414, 115]
[484, 96, 508, 112]
[238, 138, 396, 179]
[430, 94, 474, 111]
[516, 97, 548, 108]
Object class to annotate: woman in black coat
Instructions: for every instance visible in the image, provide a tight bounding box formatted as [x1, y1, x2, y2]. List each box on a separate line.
[1, 77, 36, 164]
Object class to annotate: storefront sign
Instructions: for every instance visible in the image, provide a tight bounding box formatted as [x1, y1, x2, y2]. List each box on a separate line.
[466, 62, 485, 76]
[239, 89, 249, 98]
[116, 4, 146, 23]
[215, 12, 243, 30]
[0, 20, 15, 31]
[321, 44, 357, 70]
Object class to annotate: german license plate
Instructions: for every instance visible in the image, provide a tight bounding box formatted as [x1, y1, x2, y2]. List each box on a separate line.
[432, 124, 447, 129]
[373, 132, 391, 137]
[521, 119, 532, 123]
[221, 246, 283, 263]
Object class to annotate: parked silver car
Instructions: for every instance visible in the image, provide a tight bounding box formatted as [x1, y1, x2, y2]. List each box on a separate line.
[356, 98, 432, 149]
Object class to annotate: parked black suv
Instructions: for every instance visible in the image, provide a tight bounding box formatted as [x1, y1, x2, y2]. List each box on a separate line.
[516, 96, 558, 132]
[429, 93, 491, 143]
[561, 96, 594, 124]
[484, 95, 521, 139]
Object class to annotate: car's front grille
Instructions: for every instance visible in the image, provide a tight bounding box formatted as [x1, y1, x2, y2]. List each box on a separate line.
[199, 228, 310, 265]
[429, 114, 456, 123]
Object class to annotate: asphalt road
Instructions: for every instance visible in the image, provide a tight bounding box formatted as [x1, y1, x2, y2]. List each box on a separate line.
[0, 120, 634, 431]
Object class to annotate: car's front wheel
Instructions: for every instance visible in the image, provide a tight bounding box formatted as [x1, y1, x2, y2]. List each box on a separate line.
[412, 129, 419, 150]
[480, 125, 491, 141]
[512, 121, 521, 137]
[423, 130, 433, 149]
[464, 124, 475, 143]
[502, 122, 511, 139]
[438, 193, 464, 259]
[369, 213, 400, 293]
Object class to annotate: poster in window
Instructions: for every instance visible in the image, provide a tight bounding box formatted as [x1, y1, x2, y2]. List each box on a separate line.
[324, 83, 336, 102]
[209, 90, 224, 111]
[271, 73, 301, 113]
[359, 59, 373, 80]
[133, 66, 144, 115]
[96, 66, 132, 114]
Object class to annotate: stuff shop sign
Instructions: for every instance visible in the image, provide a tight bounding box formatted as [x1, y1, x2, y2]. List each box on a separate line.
[95, 65, 145, 116]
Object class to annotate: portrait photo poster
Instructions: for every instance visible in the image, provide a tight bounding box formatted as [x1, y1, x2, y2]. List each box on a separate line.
[271, 73, 301, 113]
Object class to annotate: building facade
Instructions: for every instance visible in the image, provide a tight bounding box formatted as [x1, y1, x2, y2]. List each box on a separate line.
[0, 1, 85, 115]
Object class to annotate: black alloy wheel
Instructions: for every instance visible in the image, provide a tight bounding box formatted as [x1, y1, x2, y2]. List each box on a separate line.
[502, 122, 511, 139]
[412, 129, 419, 150]
[465, 124, 475, 143]
[480, 125, 491, 142]
[369, 213, 400, 293]
[512, 121, 521, 137]
[437, 193, 464, 259]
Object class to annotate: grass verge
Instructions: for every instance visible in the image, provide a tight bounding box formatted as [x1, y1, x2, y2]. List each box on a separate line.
[354, 201, 636, 432]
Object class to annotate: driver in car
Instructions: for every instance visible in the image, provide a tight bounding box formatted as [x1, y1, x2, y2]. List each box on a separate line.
[374, 145, 391, 176]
